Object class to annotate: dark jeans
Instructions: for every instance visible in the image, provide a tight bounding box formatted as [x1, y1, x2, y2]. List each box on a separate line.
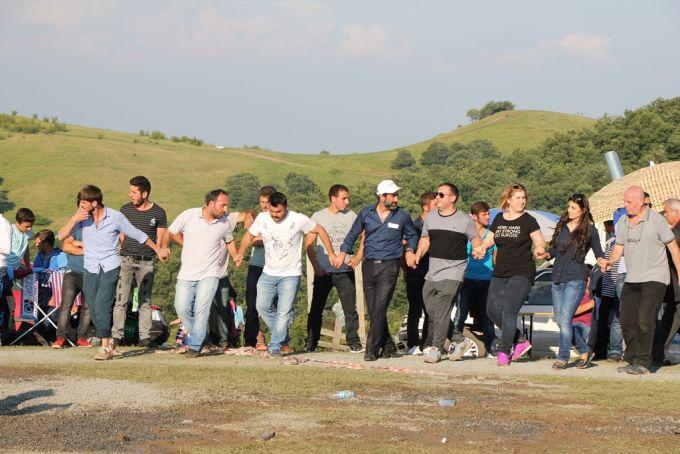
[620, 281, 666, 368]
[363, 258, 400, 356]
[589, 295, 624, 358]
[209, 276, 237, 346]
[56, 271, 90, 340]
[487, 275, 531, 355]
[0, 267, 13, 331]
[455, 278, 495, 348]
[405, 273, 429, 349]
[83, 267, 121, 339]
[423, 279, 461, 352]
[653, 284, 680, 363]
[244, 265, 263, 347]
[306, 271, 360, 348]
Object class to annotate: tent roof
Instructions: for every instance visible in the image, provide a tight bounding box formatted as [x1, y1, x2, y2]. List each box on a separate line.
[589, 161, 680, 223]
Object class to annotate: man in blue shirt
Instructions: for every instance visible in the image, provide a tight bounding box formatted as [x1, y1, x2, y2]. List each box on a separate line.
[453, 201, 497, 355]
[57, 185, 166, 360]
[336, 180, 419, 361]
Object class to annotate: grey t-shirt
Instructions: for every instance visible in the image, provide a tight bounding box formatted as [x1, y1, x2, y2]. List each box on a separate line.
[422, 209, 478, 282]
[311, 208, 357, 273]
[616, 208, 675, 285]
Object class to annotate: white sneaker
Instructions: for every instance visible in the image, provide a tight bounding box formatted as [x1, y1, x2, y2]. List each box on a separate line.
[423, 346, 442, 364]
[448, 338, 474, 361]
[407, 346, 423, 356]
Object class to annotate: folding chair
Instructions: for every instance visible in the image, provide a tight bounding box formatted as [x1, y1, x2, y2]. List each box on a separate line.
[10, 270, 75, 347]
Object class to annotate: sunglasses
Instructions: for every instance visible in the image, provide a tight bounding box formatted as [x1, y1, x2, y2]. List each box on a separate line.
[437, 192, 452, 198]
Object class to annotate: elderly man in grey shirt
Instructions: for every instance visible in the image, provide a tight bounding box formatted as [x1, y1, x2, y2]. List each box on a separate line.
[603, 186, 680, 375]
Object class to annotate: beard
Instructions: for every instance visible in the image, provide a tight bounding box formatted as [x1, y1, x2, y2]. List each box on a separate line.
[383, 200, 397, 211]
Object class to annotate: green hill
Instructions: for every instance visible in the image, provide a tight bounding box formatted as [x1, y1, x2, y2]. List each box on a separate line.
[0, 110, 594, 228]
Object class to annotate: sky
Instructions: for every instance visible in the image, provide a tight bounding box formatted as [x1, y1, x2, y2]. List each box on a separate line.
[1, 1, 679, 153]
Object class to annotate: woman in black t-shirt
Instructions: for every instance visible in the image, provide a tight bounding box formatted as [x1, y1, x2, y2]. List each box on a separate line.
[476, 184, 546, 366]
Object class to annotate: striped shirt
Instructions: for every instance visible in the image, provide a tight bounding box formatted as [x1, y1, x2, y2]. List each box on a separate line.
[120, 202, 168, 258]
[601, 237, 619, 298]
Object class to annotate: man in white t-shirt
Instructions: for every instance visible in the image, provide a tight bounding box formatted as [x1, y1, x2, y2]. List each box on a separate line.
[169, 189, 239, 357]
[236, 191, 336, 356]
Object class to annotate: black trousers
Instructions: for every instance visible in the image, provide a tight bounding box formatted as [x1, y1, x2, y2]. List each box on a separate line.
[620, 281, 666, 368]
[405, 273, 429, 349]
[653, 285, 680, 362]
[362, 258, 399, 356]
[306, 271, 360, 348]
[487, 275, 530, 355]
[244, 265, 262, 347]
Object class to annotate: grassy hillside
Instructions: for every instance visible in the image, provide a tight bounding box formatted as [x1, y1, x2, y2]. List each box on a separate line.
[0, 110, 594, 228]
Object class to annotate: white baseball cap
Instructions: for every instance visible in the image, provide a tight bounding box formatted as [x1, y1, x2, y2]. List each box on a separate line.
[376, 180, 401, 195]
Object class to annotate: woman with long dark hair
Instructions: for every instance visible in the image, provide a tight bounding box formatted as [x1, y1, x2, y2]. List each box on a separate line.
[541, 193, 605, 369]
[476, 184, 546, 366]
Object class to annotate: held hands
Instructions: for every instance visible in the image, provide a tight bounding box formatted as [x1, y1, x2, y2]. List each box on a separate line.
[471, 245, 486, 260]
[533, 247, 547, 260]
[348, 255, 361, 269]
[233, 253, 244, 267]
[598, 258, 611, 273]
[405, 250, 417, 269]
[157, 247, 171, 263]
[332, 252, 347, 269]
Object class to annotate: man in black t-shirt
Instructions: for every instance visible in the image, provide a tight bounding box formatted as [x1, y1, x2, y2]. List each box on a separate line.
[111, 176, 169, 350]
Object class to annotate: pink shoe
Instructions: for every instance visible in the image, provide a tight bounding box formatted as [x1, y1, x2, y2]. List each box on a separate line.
[497, 352, 511, 366]
[511, 340, 532, 361]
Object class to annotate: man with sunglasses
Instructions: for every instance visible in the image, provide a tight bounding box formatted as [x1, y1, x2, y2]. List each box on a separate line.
[602, 187, 680, 375]
[336, 180, 419, 361]
[414, 183, 483, 363]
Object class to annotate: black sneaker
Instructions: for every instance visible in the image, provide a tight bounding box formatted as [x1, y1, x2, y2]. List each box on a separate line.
[185, 349, 201, 358]
[302, 344, 316, 353]
[364, 352, 379, 361]
[138, 338, 155, 349]
[632, 365, 649, 375]
[349, 344, 365, 353]
[381, 349, 401, 359]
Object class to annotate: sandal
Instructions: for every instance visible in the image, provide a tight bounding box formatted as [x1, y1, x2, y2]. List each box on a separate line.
[576, 351, 595, 369]
[552, 360, 567, 370]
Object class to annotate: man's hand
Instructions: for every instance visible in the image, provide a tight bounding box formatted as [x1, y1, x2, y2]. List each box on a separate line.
[333, 252, 347, 269]
[348, 255, 361, 269]
[599, 259, 610, 273]
[158, 247, 171, 262]
[472, 245, 486, 260]
[533, 246, 546, 260]
[72, 208, 90, 223]
[405, 250, 417, 268]
[233, 253, 243, 267]
[243, 212, 255, 229]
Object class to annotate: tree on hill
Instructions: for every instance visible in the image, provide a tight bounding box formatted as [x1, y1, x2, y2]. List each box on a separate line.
[466, 100, 515, 122]
[391, 149, 416, 169]
[225, 173, 261, 211]
[420, 142, 452, 166]
[0, 177, 14, 213]
[284, 172, 324, 213]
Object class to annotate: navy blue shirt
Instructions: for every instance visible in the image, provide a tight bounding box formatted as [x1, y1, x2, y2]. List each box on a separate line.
[341, 204, 418, 260]
[406, 216, 428, 278]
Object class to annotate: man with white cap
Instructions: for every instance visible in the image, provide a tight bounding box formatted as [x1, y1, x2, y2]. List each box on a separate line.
[336, 180, 419, 361]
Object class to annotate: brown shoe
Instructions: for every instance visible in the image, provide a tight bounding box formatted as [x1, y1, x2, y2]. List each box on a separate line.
[94, 347, 113, 361]
[281, 345, 293, 355]
[255, 332, 268, 351]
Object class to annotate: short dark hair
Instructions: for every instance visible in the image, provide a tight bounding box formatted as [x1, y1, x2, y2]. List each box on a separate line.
[268, 192, 288, 207]
[438, 182, 459, 198]
[130, 176, 151, 196]
[78, 185, 103, 204]
[328, 184, 349, 200]
[205, 189, 229, 205]
[36, 229, 55, 247]
[471, 201, 490, 215]
[604, 220, 614, 227]
[419, 192, 437, 208]
[15, 208, 36, 224]
[259, 185, 277, 199]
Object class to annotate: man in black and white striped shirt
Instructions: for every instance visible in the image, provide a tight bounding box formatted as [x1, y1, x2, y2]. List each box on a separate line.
[112, 176, 169, 350]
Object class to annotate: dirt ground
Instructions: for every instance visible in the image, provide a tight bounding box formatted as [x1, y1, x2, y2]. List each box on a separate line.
[1, 347, 679, 453]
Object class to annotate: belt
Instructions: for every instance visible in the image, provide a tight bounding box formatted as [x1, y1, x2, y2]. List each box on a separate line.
[124, 255, 155, 261]
[365, 258, 398, 264]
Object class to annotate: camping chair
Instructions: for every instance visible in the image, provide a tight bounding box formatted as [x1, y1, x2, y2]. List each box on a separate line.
[10, 270, 75, 347]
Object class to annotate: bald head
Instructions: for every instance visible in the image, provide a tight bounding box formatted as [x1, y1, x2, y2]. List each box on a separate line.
[623, 186, 646, 217]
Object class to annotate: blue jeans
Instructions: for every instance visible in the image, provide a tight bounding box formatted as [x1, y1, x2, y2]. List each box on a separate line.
[573, 321, 590, 354]
[609, 273, 625, 356]
[256, 273, 300, 350]
[174, 277, 219, 351]
[552, 280, 587, 361]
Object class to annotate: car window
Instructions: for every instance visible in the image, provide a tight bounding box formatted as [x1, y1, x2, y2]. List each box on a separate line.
[526, 270, 553, 306]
